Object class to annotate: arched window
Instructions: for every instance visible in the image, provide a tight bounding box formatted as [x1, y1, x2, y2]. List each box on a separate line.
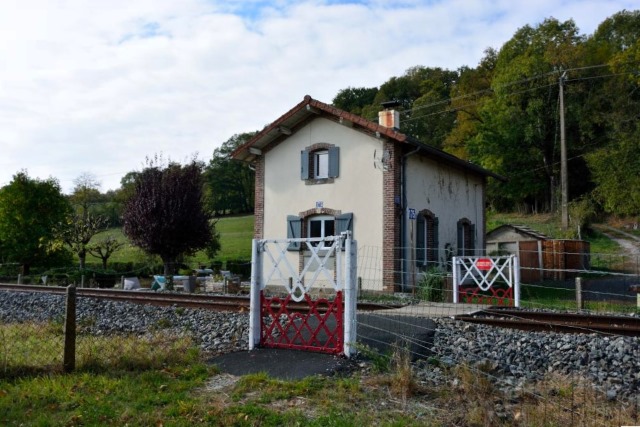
[457, 218, 476, 256]
[416, 210, 439, 267]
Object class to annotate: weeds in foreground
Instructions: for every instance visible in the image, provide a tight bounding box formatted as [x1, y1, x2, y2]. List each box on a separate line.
[1, 323, 637, 426]
[0, 321, 196, 378]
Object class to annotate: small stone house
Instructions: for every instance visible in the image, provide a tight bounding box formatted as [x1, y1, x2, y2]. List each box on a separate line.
[232, 96, 502, 292]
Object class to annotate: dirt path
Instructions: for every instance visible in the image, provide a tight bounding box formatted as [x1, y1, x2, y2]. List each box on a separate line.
[594, 224, 640, 255]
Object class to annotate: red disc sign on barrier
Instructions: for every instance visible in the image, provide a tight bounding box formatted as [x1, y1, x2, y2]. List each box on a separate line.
[475, 258, 493, 270]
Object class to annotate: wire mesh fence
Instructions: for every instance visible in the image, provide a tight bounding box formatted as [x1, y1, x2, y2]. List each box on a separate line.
[352, 245, 640, 425]
[1, 244, 639, 424]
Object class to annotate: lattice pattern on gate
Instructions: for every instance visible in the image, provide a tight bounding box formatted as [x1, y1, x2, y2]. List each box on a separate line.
[452, 256, 520, 307]
[249, 233, 357, 357]
[260, 292, 343, 354]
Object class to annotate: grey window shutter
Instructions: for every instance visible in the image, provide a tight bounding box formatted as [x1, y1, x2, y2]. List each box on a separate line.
[457, 222, 463, 256]
[335, 212, 353, 248]
[287, 215, 302, 251]
[416, 215, 425, 266]
[335, 212, 353, 235]
[328, 146, 340, 178]
[300, 150, 310, 180]
[469, 224, 476, 256]
[431, 218, 439, 265]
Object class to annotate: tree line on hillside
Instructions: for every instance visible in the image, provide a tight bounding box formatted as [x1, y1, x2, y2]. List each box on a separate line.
[333, 11, 640, 217]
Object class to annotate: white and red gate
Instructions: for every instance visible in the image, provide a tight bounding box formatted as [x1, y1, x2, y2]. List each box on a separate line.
[248, 233, 357, 357]
[452, 255, 520, 307]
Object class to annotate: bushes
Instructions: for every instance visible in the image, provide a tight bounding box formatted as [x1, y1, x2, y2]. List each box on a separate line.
[417, 268, 446, 302]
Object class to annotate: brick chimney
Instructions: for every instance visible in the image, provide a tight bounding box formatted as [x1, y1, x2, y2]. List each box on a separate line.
[378, 100, 401, 129]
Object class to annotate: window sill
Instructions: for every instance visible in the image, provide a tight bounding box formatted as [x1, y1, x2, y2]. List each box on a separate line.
[305, 178, 334, 185]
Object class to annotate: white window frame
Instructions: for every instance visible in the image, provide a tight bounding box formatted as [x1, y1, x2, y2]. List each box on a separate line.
[314, 150, 329, 179]
[307, 215, 335, 248]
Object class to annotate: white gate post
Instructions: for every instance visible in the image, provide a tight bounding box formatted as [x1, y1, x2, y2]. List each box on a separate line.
[452, 256, 459, 303]
[513, 255, 521, 308]
[343, 234, 357, 357]
[249, 239, 262, 350]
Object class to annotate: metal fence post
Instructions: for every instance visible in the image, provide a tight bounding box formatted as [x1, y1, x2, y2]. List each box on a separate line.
[249, 239, 261, 350]
[17, 274, 22, 285]
[452, 257, 459, 303]
[64, 285, 77, 373]
[513, 255, 521, 308]
[343, 235, 357, 358]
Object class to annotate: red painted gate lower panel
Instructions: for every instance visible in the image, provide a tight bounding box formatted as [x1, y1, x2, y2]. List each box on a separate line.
[458, 286, 514, 306]
[260, 291, 343, 354]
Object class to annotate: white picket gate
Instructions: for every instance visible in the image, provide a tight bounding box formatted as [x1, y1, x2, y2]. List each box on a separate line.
[452, 255, 520, 307]
[248, 232, 357, 357]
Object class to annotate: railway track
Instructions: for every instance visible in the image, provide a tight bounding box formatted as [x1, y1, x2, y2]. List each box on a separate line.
[455, 308, 640, 336]
[0, 283, 401, 312]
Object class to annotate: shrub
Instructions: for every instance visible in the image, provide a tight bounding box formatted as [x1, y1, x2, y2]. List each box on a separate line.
[417, 268, 445, 302]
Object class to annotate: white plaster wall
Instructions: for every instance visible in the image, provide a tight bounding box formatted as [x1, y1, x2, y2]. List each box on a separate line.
[405, 155, 485, 265]
[261, 117, 385, 291]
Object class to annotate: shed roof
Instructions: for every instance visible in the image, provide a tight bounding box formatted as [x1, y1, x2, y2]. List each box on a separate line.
[486, 224, 549, 241]
[231, 95, 504, 181]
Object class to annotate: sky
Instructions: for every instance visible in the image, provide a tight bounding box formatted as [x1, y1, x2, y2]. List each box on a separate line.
[0, 0, 636, 194]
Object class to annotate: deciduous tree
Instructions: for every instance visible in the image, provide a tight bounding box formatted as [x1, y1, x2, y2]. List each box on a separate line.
[88, 235, 125, 270]
[204, 133, 256, 216]
[0, 172, 72, 274]
[57, 213, 108, 270]
[123, 159, 217, 275]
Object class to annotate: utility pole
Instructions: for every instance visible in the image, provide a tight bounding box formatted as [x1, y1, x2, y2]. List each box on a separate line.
[559, 71, 569, 230]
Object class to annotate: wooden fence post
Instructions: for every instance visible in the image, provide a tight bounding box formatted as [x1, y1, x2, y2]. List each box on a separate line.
[575, 277, 583, 311]
[64, 285, 77, 373]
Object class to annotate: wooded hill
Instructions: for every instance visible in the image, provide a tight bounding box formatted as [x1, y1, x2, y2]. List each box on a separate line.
[331, 11, 640, 217]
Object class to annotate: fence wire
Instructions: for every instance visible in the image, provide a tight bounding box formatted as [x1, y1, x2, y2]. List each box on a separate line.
[0, 244, 638, 425]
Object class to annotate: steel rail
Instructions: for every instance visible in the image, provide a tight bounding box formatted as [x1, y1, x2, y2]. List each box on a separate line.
[0, 283, 402, 312]
[455, 308, 640, 336]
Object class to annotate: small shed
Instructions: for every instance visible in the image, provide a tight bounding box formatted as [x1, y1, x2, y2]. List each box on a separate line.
[486, 224, 549, 255]
[486, 224, 590, 282]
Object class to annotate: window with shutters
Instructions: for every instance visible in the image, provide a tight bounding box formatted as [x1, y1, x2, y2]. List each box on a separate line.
[416, 210, 439, 267]
[287, 211, 353, 251]
[456, 218, 476, 256]
[301, 144, 339, 183]
[308, 215, 334, 247]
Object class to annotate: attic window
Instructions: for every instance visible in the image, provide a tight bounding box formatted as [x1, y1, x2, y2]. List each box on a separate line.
[301, 145, 339, 182]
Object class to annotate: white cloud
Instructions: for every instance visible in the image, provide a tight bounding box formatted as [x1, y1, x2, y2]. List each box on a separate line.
[0, 0, 635, 192]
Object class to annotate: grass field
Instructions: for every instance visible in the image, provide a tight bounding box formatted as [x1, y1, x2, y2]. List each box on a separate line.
[88, 215, 254, 268]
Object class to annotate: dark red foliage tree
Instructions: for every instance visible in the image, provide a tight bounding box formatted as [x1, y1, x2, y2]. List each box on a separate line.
[122, 160, 215, 275]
